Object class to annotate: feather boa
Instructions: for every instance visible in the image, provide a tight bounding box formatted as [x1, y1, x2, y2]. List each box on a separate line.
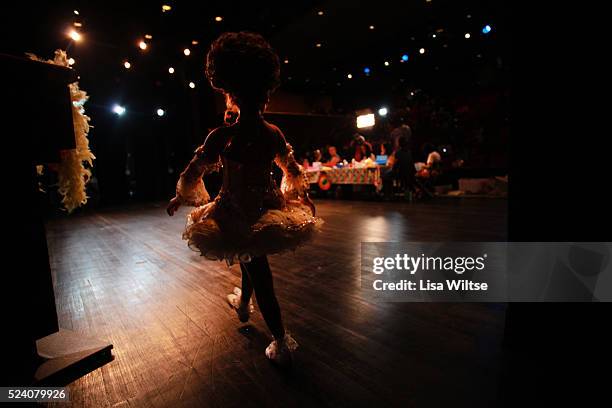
[27, 50, 95, 213]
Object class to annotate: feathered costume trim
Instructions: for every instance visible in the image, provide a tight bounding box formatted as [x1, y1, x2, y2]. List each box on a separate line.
[27, 50, 95, 213]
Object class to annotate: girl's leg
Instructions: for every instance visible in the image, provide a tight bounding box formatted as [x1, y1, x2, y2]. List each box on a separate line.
[243, 256, 285, 339]
[238, 262, 253, 305]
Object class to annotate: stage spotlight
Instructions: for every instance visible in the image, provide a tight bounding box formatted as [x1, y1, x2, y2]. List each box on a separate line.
[215, 16, 223, 22]
[364, 67, 371, 75]
[124, 61, 131, 69]
[73, 22, 82, 28]
[419, 48, 426, 54]
[188, 81, 196, 89]
[347, 73, 353, 79]
[69, 30, 82, 42]
[318, 10, 324, 16]
[356, 113, 375, 128]
[162, 5, 172, 12]
[384, 61, 390, 66]
[465, 33, 471, 39]
[401, 54, 409, 62]
[73, 10, 79, 15]
[378, 107, 388, 116]
[482, 24, 492, 34]
[369, 25, 375, 30]
[139, 41, 148, 50]
[145, 34, 153, 40]
[284, 59, 289, 64]
[156, 109, 165, 117]
[183, 48, 191, 56]
[68, 58, 75, 65]
[316, 43, 322, 48]
[168, 67, 175, 74]
[112, 104, 126, 116]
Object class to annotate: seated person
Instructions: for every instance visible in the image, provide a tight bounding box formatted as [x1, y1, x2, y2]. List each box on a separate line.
[351, 134, 374, 162]
[302, 149, 322, 169]
[415, 143, 442, 177]
[373, 142, 393, 166]
[323, 145, 342, 167]
[427, 150, 441, 168]
[373, 142, 391, 156]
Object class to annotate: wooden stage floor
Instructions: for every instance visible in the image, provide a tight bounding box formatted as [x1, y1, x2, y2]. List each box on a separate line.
[45, 198, 507, 407]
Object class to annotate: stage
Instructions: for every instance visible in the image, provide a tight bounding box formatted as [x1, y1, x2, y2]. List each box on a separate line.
[45, 198, 507, 407]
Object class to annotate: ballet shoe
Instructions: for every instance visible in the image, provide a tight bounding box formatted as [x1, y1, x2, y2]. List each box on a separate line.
[226, 287, 254, 323]
[265, 333, 298, 367]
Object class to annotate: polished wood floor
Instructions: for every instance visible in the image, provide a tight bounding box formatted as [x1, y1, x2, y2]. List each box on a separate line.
[45, 198, 507, 407]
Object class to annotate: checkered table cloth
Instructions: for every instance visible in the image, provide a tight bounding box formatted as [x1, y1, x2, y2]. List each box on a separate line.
[306, 167, 382, 189]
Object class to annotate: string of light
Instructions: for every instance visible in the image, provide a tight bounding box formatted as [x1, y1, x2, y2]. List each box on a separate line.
[67, 4, 495, 118]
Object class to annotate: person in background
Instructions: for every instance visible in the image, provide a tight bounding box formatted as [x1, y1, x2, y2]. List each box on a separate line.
[390, 117, 413, 152]
[423, 143, 441, 171]
[373, 142, 389, 156]
[414, 143, 441, 198]
[323, 145, 342, 167]
[382, 136, 416, 199]
[351, 134, 374, 162]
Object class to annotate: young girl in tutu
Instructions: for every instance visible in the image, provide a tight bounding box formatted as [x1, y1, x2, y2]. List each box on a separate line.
[167, 32, 321, 365]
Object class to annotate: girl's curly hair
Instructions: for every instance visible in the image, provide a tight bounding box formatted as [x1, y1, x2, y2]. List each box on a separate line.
[205, 32, 280, 108]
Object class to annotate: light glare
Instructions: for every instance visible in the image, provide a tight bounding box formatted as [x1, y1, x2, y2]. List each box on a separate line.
[69, 30, 81, 42]
[356, 113, 375, 128]
[112, 104, 126, 115]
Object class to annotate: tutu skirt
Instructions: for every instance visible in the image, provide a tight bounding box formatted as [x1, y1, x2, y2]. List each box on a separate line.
[183, 197, 322, 264]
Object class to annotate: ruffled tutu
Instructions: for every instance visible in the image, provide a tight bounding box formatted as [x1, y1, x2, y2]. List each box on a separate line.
[183, 199, 322, 264]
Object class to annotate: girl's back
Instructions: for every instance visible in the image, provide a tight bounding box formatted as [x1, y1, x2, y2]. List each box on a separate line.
[221, 118, 282, 167]
[168, 31, 320, 366]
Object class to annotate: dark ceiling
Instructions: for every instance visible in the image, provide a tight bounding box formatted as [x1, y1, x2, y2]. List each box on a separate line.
[1, 0, 509, 112]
